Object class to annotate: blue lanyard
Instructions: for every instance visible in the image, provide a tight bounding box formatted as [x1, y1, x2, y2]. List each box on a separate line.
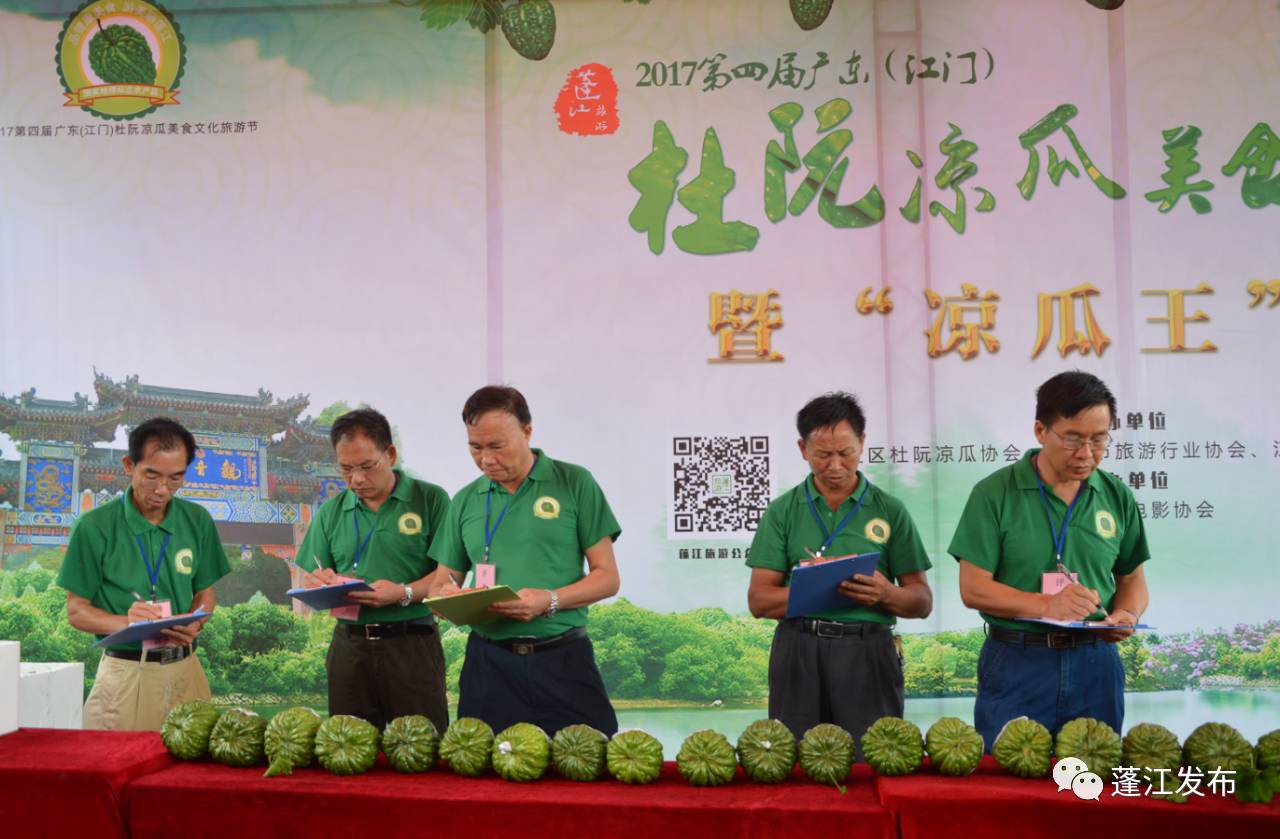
[482, 455, 536, 563]
[1032, 454, 1082, 572]
[483, 487, 512, 564]
[352, 508, 375, 571]
[134, 533, 170, 601]
[803, 477, 871, 557]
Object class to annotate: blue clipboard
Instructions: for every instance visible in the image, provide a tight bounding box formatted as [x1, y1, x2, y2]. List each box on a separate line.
[94, 608, 211, 647]
[287, 580, 373, 611]
[1016, 617, 1155, 630]
[785, 552, 881, 619]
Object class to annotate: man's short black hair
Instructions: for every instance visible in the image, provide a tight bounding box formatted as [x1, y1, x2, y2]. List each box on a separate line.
[462, 385, 532, 426]
[796, 391, 866, 440]
[1035, 371, 1117, 426]
[329, 408, 393, 451]
[128, 417, 198, 466]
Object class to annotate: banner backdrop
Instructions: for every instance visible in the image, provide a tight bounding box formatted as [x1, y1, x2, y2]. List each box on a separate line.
[2, 0, 1278, 737]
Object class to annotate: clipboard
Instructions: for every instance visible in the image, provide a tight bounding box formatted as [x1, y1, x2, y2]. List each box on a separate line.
[785, 552, 881, 619]
[425, 586, 519, 625]
[1015, 617, 1155, 630]
[287, 580, 374, 611]
[95, 608, 211, 647]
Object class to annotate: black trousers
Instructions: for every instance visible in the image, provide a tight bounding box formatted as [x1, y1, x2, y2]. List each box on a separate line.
[768, 619, 904, 760]
[326, 623, 448, 734]
[457, 632, 618, 736]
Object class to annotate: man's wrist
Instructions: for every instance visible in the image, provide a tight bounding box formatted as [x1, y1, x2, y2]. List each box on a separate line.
[544, 589, 559, 617]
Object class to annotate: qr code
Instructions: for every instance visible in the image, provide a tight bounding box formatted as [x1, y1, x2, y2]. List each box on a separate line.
[671, 436, 772, 535]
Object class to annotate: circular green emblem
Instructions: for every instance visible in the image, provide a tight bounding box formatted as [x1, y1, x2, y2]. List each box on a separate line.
[56, 1, 186, 121]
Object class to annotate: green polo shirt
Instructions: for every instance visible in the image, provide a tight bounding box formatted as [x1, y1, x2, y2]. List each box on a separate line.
[429, 449, 621, 641]
[56, 489, 230, 651]
[746, 472, 932, 624]
[948, 449, 1150, 633]
[296, 469, 450, 625]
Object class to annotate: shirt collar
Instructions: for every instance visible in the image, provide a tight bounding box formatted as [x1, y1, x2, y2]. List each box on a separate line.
[475, 449, 548, 494]
[1015, 448, 1104, 495]
[122, 487, 177, 535]
[342, 468, 409, 511]
[801, 471, 868, 510]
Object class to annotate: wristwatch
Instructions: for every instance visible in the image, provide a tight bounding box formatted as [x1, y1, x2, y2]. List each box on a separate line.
[399, 584, 414, 608]
[544, 589, 559, 617]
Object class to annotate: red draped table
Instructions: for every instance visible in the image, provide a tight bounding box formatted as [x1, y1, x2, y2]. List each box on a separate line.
[126, 760, 894, 839]
[0, 728, 173, 839]
[873, 757, 1280, 839]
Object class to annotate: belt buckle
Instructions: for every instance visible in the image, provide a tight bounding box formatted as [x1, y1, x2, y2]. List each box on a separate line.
[153, 645, 182, 664]
[1046, 631, 1073, 649]
[814, 620, 844, 639]
[363, 624, 382, 641]
[510, 638, 535, 656]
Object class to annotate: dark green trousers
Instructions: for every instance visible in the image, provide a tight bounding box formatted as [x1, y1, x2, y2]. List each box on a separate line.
[326, 622, 448, 733]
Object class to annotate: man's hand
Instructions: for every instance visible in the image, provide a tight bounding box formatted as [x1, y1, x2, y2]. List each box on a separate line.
[161, 616, 205, 644]
[126, 600, 164, 624]
[838, 571, 894, 607]
[1095, 608, 1138, 643]
[346, 579, 406, 608]
[488, 588, 552, 622]
[1042, 583, 1101, 621]
[300, 567, 340, 588]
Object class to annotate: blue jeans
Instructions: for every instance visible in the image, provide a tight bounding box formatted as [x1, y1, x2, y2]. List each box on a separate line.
[974, 633, 1125, 751]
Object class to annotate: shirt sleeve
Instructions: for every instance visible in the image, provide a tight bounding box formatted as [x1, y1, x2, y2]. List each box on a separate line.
[745, 498, 790, 573]
[192, 513, 231, 591]
[423, 483, 452, 554]
[56, 513, 106, 601]
[1112, 487, 1151, 576]
[574, 470, 621, 549]
[296, 506, 333, 573]
[428, 493, 473, 575]
[947, 481, 1002, 574]
[884, 501, 933, 577]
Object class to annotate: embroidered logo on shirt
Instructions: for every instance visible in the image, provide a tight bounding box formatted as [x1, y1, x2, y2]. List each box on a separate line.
[398, 512, 423, 535]
[864, 518, 891, 544]
[533, 496, 561, 520]
[1095, 510, 1117, 538]
[174, 548, 194, 574]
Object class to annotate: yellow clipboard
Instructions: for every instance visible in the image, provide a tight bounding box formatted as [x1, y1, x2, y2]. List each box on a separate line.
[424, 585, 519, 625]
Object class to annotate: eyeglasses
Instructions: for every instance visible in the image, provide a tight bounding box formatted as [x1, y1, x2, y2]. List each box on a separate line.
[338, 451, 388, 479]
[1048, 428, 1111, 452]
[137, 473, 185, 490]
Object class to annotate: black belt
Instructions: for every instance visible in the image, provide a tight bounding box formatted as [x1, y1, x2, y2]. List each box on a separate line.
[104, 640, 196, 664]
[788, 618, 890, 639]
[477, 626, 587, 656]
[343, 620, 437, 641]
[988, 625, 1097, 649]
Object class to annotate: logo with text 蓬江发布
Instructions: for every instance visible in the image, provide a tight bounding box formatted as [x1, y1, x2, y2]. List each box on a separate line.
[57, 1, 185, 121]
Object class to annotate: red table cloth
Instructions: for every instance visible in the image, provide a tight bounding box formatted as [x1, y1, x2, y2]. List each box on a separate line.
[0, 727, 173, 839]
[873, 756, 1280, 839]
[127, 759, 895, 839]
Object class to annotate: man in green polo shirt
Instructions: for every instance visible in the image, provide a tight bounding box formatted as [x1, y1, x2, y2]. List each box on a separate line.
[949, 371, 1150, 750]
[426, 385, 621, 735]
[296, 408, 451, 733]
[747, 392, 933, 752]
[58, 417, 230, 731]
